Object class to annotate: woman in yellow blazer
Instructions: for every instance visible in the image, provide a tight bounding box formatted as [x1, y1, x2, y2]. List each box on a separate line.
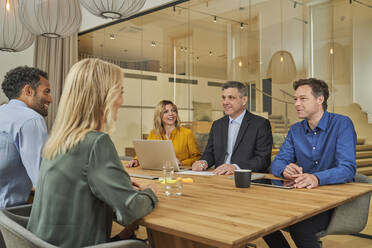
[127, 100, 201, 167]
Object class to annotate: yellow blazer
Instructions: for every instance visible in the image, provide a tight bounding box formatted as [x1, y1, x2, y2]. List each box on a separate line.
[147, 127, 201, 167]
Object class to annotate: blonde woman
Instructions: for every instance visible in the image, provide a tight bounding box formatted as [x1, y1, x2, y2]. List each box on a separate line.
[127, 100, 201, 167]
[27, 59, 158, 247]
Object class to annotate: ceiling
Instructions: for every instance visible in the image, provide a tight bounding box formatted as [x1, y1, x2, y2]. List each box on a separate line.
[78, 0, 306, 78]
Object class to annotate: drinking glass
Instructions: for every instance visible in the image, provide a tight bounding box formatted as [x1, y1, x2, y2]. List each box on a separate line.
[163, 160, 182, 196]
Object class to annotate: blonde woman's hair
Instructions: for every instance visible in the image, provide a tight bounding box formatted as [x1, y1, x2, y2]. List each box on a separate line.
[153, 100, 181, 135]
[43, 58, 123, 160]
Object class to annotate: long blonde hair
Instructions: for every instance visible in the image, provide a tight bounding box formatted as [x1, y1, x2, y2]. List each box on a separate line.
[153, 100, 181, 135]
[43, 58, 123, 160]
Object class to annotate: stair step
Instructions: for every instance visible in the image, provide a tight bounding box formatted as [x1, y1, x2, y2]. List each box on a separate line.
[269, 115, 283, 120]
[357, 167, 372, 176]
[356, 151, 372, 159]
[269, 119, 289, 124]
[356, 145, 372, 151]
[272, 124, 287, 128]
[273, 127, 287, 134]
[356, 158, 372, 167]
[357, 138, 366, 145]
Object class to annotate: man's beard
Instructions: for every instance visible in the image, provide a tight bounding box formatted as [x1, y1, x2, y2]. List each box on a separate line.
[32, 95, 48, 117]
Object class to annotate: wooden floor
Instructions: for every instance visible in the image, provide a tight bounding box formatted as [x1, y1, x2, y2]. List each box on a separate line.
[112, 179, 372, 248]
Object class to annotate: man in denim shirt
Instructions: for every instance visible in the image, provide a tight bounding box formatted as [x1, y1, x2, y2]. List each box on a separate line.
[271, 78, 357, 248]
[0, 66, 52, 208]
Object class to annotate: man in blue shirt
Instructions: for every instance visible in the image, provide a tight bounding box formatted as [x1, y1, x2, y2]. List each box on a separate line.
[271, 78, 357, 248]
[0, 66, 52, 208]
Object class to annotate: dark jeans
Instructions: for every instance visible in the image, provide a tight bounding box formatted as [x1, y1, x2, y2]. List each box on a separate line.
[289, 210, 332, 248]
[263, 210, 332, 248]
[263, 231, 291, 248]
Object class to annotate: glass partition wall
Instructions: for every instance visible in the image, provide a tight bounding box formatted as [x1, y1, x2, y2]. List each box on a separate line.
[78, 0, 372, 155]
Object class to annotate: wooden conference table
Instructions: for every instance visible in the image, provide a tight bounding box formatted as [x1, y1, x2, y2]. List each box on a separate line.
[123, 165, 372, 248]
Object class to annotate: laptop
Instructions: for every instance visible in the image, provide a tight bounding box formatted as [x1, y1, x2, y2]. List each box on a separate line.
[133, 139, 184, 172]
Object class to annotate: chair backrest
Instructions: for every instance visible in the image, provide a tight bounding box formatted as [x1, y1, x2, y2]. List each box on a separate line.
[0, 208, 148, 248]
[0, 204, 33, 248]
[316, 173, 372, 238]
[0, 209, 55, 248]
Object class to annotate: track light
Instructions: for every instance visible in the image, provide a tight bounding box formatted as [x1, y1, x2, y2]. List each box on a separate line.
[213, 16, 216, 22]
[240, 23, 244, 29]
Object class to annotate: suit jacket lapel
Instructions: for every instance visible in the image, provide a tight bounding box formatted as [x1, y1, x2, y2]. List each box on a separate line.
[220, 116, 229, 161]
[232, 111, 250, 154]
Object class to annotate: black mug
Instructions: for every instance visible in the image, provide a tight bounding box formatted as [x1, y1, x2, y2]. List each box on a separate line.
[234, 169, 252, 188]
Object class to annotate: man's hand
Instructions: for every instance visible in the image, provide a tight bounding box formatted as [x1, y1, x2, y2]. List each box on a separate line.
[213, 164, 236, 175]
[126, 159, 139, 168]
[283, 163, 303, 180]
[192, 160, 207, 171]
[294, 174, 319, 189]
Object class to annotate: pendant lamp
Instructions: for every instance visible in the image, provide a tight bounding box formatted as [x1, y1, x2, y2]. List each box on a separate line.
[267, 0, 297, 84]
[80, 0, 146, 19]
[0, 0, 35, 52]
[18, 0, 82, 38]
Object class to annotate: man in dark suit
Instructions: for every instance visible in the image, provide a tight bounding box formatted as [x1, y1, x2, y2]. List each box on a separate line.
[192, 81, 289, 248]
[192, 81, 273, 175]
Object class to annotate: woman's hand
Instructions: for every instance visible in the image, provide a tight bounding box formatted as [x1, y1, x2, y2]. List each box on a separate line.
[126, 159, 139, 168]
[143, 183, 158, 194]
[131, 179, 142, 191]
[176, 158, 182, 167]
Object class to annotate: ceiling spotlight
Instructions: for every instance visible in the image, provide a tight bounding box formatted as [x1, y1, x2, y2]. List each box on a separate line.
[213, 16, 217, 22]
[180, 46, 184, 52]
[240, 23, 244, 29]
[6, 0, 10, 11]
[330, 48, 334, 54]
[151, 41, 156, 47]
[196, 56, 199, 61]
[239, 61, 243, 67]
[209, 51, 213, 56]
[109, 34, 115, 40]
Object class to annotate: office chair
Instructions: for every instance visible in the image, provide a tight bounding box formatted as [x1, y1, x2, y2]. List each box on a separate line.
[0, 208, 148, 248]
[316, 173, 372, 244]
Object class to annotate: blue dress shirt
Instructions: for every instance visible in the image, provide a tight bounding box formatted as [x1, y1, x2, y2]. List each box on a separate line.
[0, 99, 48, 208]
[271, 111, 356, 185]
[225, 110, 246, 168]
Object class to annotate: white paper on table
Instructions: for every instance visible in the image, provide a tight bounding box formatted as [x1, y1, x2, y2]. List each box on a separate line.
[176, 171, 215, 176]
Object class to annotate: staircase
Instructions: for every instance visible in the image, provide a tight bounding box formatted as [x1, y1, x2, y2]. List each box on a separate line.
[356, 138, 372, 176]
[269, 115, 289, 134]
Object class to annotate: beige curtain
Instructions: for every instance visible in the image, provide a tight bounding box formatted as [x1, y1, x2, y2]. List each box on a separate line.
[33, 34, 78, 131]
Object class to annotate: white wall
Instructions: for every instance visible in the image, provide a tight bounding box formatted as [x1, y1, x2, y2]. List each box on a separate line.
[0, 44, 35, 103]
[0, 1, 175, 103]
[353, 4, 372, 122]
[111, 68, 225, 154]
